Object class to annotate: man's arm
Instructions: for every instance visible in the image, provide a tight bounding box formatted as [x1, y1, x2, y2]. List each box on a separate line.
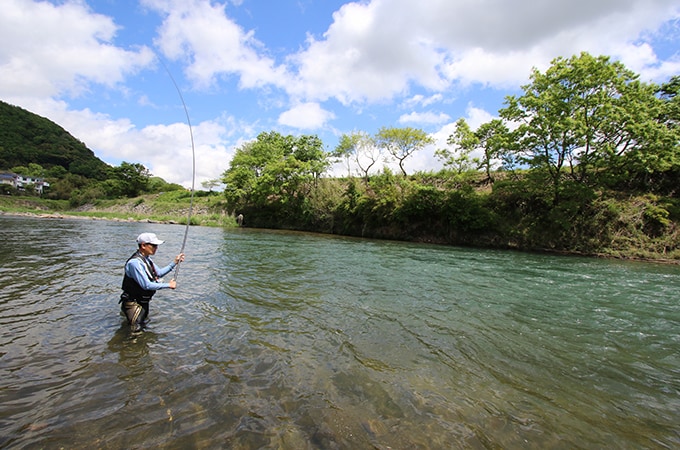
[126, 258, 171, 290]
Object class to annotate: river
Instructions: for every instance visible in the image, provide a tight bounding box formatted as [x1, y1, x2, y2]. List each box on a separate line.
[0, 215, 679, 449]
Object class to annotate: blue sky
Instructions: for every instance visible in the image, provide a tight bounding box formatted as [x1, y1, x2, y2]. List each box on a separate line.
[1, 0, 679, 187]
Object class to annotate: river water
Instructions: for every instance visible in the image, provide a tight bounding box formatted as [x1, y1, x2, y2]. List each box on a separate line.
[0, 215, 679, 449]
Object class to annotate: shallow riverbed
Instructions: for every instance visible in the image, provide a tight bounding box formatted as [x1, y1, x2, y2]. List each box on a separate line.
[1, 215, 679, 448]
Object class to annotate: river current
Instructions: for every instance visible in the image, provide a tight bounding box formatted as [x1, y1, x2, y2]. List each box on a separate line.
[0, 215, 678, 449]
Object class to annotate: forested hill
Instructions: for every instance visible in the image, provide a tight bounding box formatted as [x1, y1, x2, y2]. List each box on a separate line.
[0, 100, 109, 179]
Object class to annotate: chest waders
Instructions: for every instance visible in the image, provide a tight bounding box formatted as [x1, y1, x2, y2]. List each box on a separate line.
[120, 251, 158, 330]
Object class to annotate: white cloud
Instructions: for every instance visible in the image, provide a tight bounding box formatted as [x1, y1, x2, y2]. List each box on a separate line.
[0, 0, 154, 99]
[94, 118, 234, 189]
[289, 0, 448, 104]
[465, 106, 495, 130]
[441, 48, 548, 88]
[398, 111, 450, 125]
[10, 97, 234, 189]
[287, 0, 680, 105]
[148, 0, 290, 90]
[403, 94, 445, 109]
[278, 102, 335, 129]
[146, 121, 233, 188]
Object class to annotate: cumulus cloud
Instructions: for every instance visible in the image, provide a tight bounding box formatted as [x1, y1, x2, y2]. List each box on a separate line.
[288, 0, 448, 104]
[0, 0, 154, 99]
[278, 102, 335, 129]
[2, 0, 679, 184]
[143, 121, 233, 188]
[140, 0, 673, 105]
[41, 99, 234, 188]
[398, 111, 450, 125]
[148, 0, 290, 90]
[405, 94, 445, 108]
[287, 0, 680, 103]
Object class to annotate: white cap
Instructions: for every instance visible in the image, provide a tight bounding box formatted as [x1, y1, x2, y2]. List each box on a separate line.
[136, 232, 164, 245]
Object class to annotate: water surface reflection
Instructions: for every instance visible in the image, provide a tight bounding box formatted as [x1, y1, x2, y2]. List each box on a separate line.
[1, 216, 679, 448]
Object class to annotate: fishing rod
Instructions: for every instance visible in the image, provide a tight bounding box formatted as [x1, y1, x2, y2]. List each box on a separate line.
[160, 58, 196, 281]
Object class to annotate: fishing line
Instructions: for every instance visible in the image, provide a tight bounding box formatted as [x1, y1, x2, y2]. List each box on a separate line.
[159, 58, 195, 281]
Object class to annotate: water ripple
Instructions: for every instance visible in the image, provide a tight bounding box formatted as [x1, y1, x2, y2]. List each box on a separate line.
[1, 218, 679, 448]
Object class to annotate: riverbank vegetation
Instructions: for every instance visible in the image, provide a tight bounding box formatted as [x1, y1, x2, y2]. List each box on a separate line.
[222, 53, 680, 261]
[0, 191, 236, 227]
[2, 52, 679, 261]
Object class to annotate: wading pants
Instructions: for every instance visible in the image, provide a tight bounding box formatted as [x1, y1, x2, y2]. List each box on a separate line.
[120, 299, 150, 331]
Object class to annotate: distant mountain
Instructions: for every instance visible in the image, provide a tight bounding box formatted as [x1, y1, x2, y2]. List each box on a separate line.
[0, 100, 109, 179]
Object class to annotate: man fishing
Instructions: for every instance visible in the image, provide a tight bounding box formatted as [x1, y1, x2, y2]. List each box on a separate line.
[120, 232, 185, 331]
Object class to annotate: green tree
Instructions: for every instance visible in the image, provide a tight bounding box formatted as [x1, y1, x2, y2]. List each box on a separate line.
[109, 162, 150, 198]
[9, 165, 29, 175]
[0, 100, 109, 178]
[655, 76, 680, 191]
[474, 119, 513, 182]
[630, 75, 680, 191]
[375, 126, 434, 176]
[435, 119, 477, 174]
[499, 52, 669, 203]
[98, 179, 126, 198]
[602, 79, 679, 189]
[436, 119, 512, 182]
[47, 173, 89, 201]
[333, 133, 357, 178]
[222, 131, 329, 214]
[290, 134, 329, 183]
[148, 176, 184, 193]
[659, 75, 680, 131]
[10, 162, 44, 177]
[334, 131, 381, 181]
[46, 165, 68, 179]
[201, 178, 222, 192]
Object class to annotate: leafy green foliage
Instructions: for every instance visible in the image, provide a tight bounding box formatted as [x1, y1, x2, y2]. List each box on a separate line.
[375, 127, 434, 176]
[435, 118, 477, 174]
[0, 100, 109, 179]
[108, 162, 150, 197]
[334, 131, 380, 180]
[436, 118, 512, 182]
[222, 131, 330, 226]
[499, 53, 679, 202]
[215, 54, 678, 259]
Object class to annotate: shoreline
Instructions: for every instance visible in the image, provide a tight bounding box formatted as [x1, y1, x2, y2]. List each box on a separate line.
[0, 210, 182, 224]
[3, 209, 678, 266]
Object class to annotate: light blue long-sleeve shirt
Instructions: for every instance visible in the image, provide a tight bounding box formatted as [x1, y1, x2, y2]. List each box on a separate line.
[125, 255, 176, 291]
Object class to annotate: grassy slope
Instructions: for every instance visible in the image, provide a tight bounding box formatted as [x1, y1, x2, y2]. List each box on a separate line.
[0, 192, 238, 227]
[2, 190, 678, 264]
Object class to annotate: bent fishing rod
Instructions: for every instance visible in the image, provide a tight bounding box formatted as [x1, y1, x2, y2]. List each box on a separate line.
[160, 59, 196, 282]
